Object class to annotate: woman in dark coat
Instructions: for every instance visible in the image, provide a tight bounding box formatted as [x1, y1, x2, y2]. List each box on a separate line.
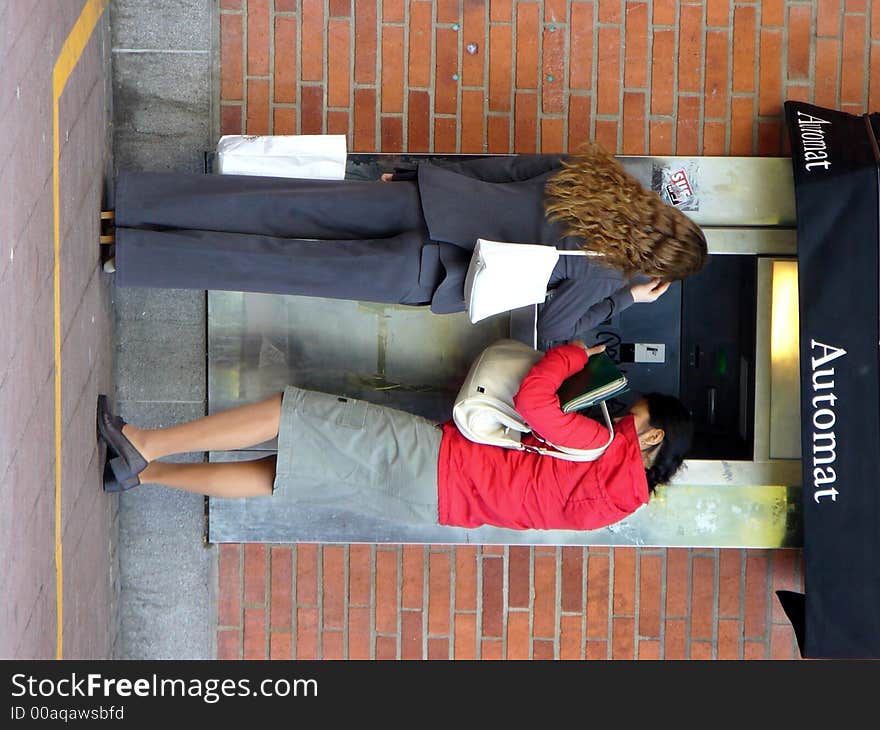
[110, 145, 707, 345]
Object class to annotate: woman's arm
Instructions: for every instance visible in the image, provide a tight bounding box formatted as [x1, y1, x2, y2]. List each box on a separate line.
[386, 154, 565, 183]
[425, 154, 565, 182]
[536, 277, 671, 346]
[537, 280, 636, 345]
[512, 344, 612, 449]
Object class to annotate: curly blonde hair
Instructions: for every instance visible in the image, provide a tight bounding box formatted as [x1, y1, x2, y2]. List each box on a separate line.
[544, 144, 708, 280]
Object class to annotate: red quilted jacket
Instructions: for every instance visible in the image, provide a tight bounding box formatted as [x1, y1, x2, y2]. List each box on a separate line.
[437, 344, 649, 530]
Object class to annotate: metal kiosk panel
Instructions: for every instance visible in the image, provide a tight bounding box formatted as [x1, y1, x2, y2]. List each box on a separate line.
[207, 153, 802, 547]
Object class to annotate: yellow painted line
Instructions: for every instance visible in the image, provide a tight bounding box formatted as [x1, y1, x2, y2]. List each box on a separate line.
[52, 0, 108, 661]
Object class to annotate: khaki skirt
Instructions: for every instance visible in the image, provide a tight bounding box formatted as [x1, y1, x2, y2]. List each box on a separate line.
[273, 386, 443, 525]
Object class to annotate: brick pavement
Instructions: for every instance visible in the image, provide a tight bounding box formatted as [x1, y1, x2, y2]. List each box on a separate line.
[212, 0, 879, 659]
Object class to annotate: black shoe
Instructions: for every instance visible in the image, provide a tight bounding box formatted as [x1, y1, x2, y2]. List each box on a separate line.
[102, 453, 127, 493]
[97, 395, 147, 491]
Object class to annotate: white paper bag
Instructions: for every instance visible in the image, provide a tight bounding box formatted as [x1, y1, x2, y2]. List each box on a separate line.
[216, 134, 347, 179]
[463, 239, 562, 324]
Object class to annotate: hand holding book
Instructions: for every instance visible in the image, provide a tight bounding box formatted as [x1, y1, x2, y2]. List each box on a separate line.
[558, 342, 629, 413]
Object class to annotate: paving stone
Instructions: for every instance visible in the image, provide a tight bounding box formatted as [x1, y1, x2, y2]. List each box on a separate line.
[109, 0, 214, 661]
[111, 50, 211, 174]
[116, 401, 214, 659]
[114, 285, 206, 326]
[0, 208, 53, 377]
[110, 0, 212, 51]
[114, 319, 206, 402]
[113, 129, 211, 174]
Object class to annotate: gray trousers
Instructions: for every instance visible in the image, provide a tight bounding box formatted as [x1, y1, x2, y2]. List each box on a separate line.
[114, 171, 444, 305]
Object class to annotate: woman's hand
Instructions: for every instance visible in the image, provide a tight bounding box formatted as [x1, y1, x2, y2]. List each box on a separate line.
[380, 172, 394, 182]
[630, 278, 671, 303]
[569, 340, 606, 358]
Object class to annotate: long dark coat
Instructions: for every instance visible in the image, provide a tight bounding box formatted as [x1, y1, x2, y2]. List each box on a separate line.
[114, 155, 634, 344]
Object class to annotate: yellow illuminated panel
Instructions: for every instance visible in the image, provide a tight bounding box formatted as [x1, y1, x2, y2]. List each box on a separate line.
[769, 260, 802, 459]
[771, 261, 800, 365]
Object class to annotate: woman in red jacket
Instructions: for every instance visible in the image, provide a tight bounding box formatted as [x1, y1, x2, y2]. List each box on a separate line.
[97, 343, 693, 531]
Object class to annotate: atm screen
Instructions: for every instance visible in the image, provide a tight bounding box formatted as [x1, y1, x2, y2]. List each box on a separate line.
[579, 254, 759, 461]
[679, 255, 757, 460]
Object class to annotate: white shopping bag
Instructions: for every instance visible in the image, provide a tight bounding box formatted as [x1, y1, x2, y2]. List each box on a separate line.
[463, 239, 562, 324]
[215, 134, 347, 179]
[463, 239, 597, 324]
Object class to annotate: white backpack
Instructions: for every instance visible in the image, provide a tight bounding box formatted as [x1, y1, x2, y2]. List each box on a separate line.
[452, 339, 614, 462]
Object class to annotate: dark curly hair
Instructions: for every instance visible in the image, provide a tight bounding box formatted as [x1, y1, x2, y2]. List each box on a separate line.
[641, 393, 694, 493]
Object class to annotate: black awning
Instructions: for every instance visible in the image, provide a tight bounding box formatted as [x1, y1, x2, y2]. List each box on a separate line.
[782, 101, 880, 658]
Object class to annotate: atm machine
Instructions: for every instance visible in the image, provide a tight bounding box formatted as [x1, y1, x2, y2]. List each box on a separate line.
[579, 155, 802, 493]
[206, 153, 804, 548]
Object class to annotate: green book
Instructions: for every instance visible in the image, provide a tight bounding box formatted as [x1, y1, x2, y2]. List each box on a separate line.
[556, 351, 629, 413]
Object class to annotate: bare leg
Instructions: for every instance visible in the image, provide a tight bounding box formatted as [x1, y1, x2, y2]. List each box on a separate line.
[139, 456, 277, 497]
[121, 393, 283, 462]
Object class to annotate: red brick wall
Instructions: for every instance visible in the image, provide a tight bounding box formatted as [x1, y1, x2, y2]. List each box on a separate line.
[219, 543, 803, 660]
[213, 0, 877, 659]
[218, 1, 879, 156]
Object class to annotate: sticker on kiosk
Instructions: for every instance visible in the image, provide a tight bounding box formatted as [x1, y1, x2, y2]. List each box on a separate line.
[653, 163, 699, 210]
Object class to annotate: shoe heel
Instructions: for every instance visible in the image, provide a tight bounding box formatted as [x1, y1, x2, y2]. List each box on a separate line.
[96, 394, 108, 433]
[103, 458, 124, 493]
[109, 454, 141, 491]
[100, 210, 115, 244]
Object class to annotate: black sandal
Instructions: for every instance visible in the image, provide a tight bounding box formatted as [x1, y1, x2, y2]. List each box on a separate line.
[97, 395, 147, 491]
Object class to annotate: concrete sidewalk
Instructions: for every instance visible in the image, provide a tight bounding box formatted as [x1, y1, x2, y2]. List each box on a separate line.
[2, 0, 217, 661]
[1, 0, 115, 659]
[109, 0, 216, 659]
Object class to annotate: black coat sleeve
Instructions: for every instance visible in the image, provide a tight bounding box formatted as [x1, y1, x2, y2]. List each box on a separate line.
[537, 280, 636, 347]
[392, 154, 566, 183]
